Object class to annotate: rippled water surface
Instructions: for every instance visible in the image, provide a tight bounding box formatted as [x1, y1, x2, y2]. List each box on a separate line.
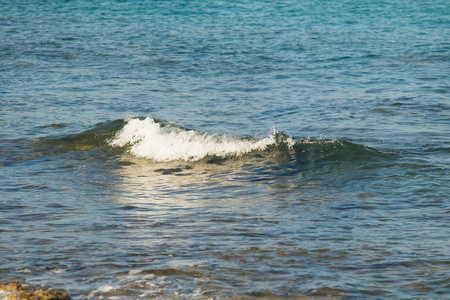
[1, 0, 449, 299]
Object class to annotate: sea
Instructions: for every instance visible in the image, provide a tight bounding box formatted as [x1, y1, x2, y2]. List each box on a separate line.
[1, 0, 449, 299]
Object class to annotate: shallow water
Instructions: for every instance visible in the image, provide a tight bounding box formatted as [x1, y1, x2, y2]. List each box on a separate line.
[1, 0, 449, 299]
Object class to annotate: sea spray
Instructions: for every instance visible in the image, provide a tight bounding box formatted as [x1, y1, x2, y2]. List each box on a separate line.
[110, 117, 280, 162]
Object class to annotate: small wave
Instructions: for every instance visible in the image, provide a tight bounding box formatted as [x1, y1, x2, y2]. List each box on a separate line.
[13, 117, 384, 166]
[109, 117, 292, 162]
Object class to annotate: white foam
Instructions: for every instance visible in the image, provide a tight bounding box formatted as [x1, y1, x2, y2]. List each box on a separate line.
[94, 285, 116, 293]
[18, 268, 32, 274]
[128, 269, 143, 275]
[110, 117, 277, 162]
[49, 267, 66, 274]
[0, 291, 10, 297]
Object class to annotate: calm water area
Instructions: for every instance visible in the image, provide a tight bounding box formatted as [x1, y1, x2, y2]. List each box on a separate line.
[1, 0, 449, 299]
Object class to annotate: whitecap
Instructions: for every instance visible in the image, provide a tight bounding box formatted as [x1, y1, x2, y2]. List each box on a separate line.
[110, 117, 278, 162]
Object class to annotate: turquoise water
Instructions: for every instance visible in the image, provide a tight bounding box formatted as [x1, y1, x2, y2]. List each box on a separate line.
[1, 0, 449, 299]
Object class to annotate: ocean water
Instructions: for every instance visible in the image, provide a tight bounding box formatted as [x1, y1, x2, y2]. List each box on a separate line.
[1, 0, 449, 299]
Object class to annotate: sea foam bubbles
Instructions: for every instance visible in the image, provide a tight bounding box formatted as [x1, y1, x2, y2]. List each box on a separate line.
[110, 117, 278, 162]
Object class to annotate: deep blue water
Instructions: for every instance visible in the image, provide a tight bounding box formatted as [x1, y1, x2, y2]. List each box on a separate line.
[1, 0, 449, 299]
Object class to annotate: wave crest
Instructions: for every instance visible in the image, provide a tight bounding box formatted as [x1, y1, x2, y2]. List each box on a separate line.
[110, 117, 284, 162]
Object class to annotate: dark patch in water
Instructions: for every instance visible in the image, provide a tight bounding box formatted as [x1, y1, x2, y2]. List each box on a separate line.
[117, 161, 135, 166]
[154, 168, 184, 174]
[206, 157, 226, 165]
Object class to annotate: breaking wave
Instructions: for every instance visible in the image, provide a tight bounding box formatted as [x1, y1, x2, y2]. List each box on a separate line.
[109, 117, 295, 162]
[7, 117, 387, 167]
